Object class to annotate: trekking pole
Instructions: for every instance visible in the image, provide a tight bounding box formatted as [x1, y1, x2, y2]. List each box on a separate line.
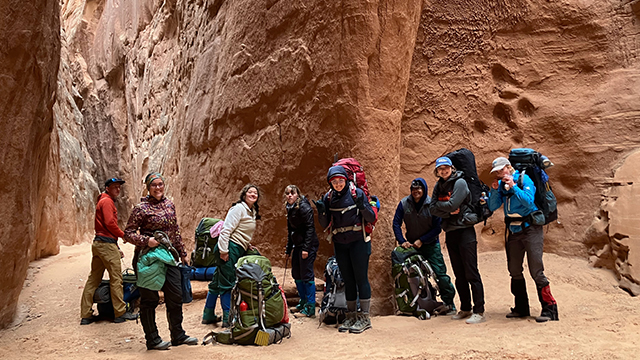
[283, 255, 289, 287]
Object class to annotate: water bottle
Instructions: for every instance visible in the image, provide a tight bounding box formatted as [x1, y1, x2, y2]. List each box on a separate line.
[239, 300, 248, 312]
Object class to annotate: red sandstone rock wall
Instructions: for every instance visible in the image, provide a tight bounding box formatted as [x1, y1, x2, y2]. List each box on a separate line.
[0, 0, 60, 328]
[3, 0, 640, 327]
[402, 0, 640, 256]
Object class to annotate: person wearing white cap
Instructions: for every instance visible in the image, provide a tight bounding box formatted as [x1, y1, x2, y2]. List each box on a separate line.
[488, 157, 559, 323]
[429, 157, 486, 324]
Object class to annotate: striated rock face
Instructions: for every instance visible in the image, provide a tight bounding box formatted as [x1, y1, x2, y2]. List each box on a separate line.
[587, 149, 640, 295]
[402, 0, 640, 256]
[55, 0, 424, 315]
[0, 0, 61, 328]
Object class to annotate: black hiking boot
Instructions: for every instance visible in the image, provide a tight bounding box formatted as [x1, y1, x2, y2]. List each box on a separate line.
[536, 286, 559, 323]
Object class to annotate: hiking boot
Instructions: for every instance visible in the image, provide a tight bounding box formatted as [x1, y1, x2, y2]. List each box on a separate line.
[451, 310, 472, 320]
[506, 307, 529, 319]
[338, 312, 357, 333]
[300, 303, 316, 318]
[172, 336, 198, 346]
[80, 317, 96, 325]
[443, 304, 457, 316]
[202, 308, 221, 325]
[536, 304, 559, 323]
[349, 313, 372, 334]
[465, 313, 486, 324]
[147, 340, 171, 351]
[295, 299, 307, 312]
[113, 312, 137, 323]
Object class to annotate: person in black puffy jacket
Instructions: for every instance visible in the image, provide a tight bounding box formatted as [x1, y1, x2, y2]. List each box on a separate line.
[315, 166, 376, 334]
[284, 185, 319, 317]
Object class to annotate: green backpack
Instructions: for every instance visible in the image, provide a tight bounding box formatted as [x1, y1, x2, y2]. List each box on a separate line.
[190, 218, 221, 267]
[203, 255, 291, 346]
[392, 246, 442, 320]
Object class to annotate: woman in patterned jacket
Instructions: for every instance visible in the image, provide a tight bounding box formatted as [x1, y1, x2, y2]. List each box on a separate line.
[124, 172, 197, 351]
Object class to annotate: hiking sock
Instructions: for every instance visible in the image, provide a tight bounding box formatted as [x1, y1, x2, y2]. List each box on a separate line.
[347, 300, 358, 313]
[295, 280, 307, 310]
[359, 299, 371, 314]
[305, 281, 316, 305]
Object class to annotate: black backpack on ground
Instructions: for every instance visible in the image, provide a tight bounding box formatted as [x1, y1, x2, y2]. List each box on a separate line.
[508, 148, 558, 224]
[445, 148, 493, 224]
[93, 268, 140, 319]
[318, 256, 348, 325]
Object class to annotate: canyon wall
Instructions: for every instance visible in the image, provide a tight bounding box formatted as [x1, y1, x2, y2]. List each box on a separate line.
[2, 0, 640, 327]
[0, 0, 61, 328]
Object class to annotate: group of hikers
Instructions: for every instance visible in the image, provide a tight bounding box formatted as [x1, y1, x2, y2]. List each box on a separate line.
[79, 151, 559, 351]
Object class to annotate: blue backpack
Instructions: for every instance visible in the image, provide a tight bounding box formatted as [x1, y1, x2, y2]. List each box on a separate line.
[508, 148, 558, 225]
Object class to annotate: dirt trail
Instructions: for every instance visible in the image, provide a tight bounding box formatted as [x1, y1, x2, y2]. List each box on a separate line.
[0, 243, 638, 360]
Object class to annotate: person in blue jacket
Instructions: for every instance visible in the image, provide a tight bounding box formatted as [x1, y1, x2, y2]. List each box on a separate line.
[393, 178, 456, 314]
[487, 156, 559, 322]
[315, 166, 376, 334]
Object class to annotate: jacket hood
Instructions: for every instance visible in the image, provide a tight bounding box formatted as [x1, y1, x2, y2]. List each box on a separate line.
[411, 177, 428, 194]
[326, 166, 349, 184]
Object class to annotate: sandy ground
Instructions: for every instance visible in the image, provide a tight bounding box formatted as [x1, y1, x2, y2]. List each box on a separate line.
[0, 242, 639, 360]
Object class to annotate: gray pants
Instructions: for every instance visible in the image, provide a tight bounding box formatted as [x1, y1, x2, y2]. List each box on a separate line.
[507, 225, 549, 288]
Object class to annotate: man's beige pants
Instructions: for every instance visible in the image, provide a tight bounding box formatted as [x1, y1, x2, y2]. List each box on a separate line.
[80, 241, 125, 319]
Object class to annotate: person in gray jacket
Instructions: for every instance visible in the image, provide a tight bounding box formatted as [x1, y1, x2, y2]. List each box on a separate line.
[429, 157, 486, 324]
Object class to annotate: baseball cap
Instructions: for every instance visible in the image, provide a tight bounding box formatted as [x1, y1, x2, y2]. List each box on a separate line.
[435, 157, 453, 169]
[105, 178, 125, 188]
[490, 157, 511, 173]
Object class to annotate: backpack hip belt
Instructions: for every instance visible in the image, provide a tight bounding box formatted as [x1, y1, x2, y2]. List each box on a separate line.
[331, 224, 362, 235]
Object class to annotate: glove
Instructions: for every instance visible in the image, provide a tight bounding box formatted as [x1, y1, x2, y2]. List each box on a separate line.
[355, 194, 365, 210]
[313, 199, 325, 214]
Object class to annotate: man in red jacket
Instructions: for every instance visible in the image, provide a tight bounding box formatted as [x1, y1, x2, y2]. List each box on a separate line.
[80, 178, 134, 324]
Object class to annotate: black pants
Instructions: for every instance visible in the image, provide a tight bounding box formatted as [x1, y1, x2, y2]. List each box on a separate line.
[333, 239, 371, 301]
[139, 265, 187, 346]
[446, 227, 485, 314]
[291, 246, 317, 282]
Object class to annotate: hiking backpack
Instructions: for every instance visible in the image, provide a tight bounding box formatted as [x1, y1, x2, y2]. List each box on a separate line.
[191, 218, 222, 268]
[508, 148, 558, 224]
[324, 158, 381, 241]
[318, 256, 348, 325]
[203, 255, 290, 346]
[445, 148, 493, 224]
[93, 268, 140, 319]
[392, 247, 442, 320]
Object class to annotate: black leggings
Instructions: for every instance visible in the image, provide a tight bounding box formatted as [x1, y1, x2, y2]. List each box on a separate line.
[446, 227, 485, 314]
[333, 239, 371, 301]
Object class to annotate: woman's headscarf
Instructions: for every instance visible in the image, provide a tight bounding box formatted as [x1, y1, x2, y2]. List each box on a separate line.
[144, 172, 165, 190]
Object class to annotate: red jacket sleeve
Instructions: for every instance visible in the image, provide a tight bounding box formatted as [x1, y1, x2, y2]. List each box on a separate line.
[102, 198, 125, 238]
